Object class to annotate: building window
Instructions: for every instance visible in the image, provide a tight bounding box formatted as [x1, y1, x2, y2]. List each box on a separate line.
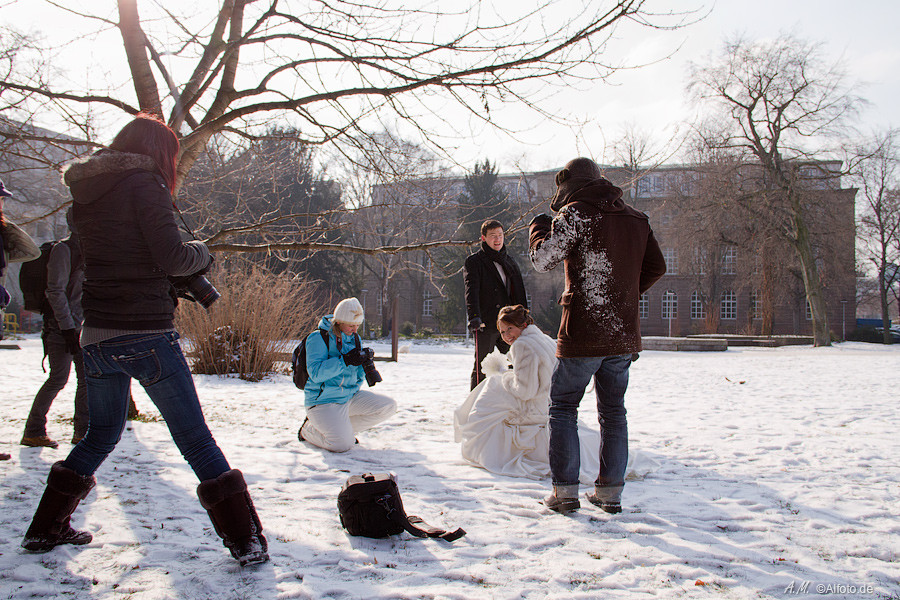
[692, 247, 707, 275]
[806, 300, 812, 321]
[721, 245, 737, 275]
[639, 293, 649, 319]
[637, 178, 651, 197]
[663, 248, 678, 275]
[526, 292, 533, 309]
[691, 291, 705, 320]
[377, 291, 383, 316]
[422, 289, 433, 317]
[750, 291, 762, 319]
[720, 290, 737, 320]
[662, 290, 677, 320]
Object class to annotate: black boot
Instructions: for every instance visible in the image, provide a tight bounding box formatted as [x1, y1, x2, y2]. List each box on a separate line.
[197, 469, 269, 566]
[22, 461, 95, 553]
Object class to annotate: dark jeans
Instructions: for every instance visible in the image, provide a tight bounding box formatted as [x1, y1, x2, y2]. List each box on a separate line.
[549, 354, 632, 495]
[23, 329, 89, 438]
[64, 332, 230, 481]
[470, 329, 510, 390]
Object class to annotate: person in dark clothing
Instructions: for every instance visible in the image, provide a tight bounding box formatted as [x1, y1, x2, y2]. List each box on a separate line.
[21, 114, 268, 566]
[464, 220, 528, 390]
[529, 157, 666, 515]
[21, 210, 89, 448]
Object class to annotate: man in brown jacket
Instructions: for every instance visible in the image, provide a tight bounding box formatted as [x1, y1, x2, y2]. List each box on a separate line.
[529, 157, 666, 514]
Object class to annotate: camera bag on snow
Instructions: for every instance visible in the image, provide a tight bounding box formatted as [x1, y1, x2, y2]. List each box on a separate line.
[337, 473, 466, 542]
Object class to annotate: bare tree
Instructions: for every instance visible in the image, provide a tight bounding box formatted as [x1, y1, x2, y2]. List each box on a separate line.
[688, 33, 864, 346]
[1, 0, 697, 254]
[853, 130, 900, 343]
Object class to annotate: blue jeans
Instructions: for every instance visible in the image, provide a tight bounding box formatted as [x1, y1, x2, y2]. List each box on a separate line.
[549, 354, 632, 493]
[64, 332, 230, 481]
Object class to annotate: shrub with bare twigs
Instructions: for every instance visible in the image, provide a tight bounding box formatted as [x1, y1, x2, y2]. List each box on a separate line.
[176, 265, 321, 381]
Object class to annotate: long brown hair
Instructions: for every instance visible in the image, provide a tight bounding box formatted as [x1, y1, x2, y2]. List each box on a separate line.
[497, 304, 534, 330]
[109, 114, 179, 190]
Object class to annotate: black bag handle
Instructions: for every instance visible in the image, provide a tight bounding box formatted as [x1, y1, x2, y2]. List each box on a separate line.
[403, 515, 466, 542]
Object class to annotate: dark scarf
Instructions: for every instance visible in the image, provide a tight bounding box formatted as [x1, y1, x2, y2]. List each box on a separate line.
[481, 241, 508, 264]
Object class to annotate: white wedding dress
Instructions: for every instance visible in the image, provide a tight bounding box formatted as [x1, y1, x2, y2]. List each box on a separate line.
[454, 324, 602, 484]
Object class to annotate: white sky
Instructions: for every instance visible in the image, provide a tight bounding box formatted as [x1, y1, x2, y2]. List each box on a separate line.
[2, 0, 898, 173]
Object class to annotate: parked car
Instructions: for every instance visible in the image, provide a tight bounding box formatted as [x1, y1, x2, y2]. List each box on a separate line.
[873, 326, 900, 343]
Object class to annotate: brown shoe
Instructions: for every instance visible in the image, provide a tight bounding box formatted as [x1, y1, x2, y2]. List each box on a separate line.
[21, 436, 59, 449]
[71, 435, 84, 445]
[0, 453, 11, 461]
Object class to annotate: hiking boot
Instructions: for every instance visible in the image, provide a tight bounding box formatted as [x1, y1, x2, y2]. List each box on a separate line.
[21, 435, 59, 449]
[0, 453, 11, 461]
[544, 484, 580, 514]
[586, 485, 623, 514]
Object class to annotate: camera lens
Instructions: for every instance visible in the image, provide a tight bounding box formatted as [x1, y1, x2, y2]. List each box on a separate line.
[362, 359, 382, 387]
[187, 275, 220, 309]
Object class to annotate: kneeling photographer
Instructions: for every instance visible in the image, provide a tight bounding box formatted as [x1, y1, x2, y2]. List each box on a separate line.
[298, 297, 397, 452]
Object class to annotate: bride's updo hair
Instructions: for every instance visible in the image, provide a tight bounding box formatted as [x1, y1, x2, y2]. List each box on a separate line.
[497, 304, 533, 329]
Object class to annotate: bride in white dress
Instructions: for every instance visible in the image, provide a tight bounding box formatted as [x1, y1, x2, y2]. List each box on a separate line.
[454, 305, 601, 483]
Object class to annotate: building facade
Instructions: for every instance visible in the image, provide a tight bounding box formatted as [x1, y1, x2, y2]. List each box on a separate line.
[362, 160, 857, 339]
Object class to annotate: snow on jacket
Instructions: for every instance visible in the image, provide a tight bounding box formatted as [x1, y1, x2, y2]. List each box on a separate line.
[64, 151, 210, 330]
[529, 176, 666, 357]
[43, 237, 84, 332]
[303, 314, 365, 408]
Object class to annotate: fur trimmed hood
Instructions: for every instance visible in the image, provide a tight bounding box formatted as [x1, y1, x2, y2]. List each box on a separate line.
[63, 151, 160, 205]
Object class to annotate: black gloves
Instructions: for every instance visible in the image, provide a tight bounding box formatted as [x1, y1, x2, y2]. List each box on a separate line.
[0, 284, 10, 308]
[62, 328, 81, 355]
[529, 213, 552, 228]
[343, 346, 374, 366]
[467, 318, 483, 333]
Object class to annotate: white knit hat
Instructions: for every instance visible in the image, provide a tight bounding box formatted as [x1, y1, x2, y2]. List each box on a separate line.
[334, 297, 364, 325]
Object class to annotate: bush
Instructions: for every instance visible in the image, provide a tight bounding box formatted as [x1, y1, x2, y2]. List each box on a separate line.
[176, 265, 319, 381]
[416, 327, 434, 338]
[400, 321, 415, 336]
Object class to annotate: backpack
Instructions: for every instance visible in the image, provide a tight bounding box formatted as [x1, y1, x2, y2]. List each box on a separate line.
[18, 241, 57, 314]
[337, 473, 466, 541]
[290, 329, 362, 390]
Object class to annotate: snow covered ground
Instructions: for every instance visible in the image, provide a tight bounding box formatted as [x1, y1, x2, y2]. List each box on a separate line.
[1, 334, 898, 600]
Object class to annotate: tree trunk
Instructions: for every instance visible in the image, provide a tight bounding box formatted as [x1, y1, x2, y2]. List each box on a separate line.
[879, 267, 893, 344]
[790, 198, 831, 346]
[761, 259, 775, 336]
[117, 0, 162, 117]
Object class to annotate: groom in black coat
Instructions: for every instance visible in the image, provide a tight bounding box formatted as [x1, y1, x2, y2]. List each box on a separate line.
[464, 219, 528, 390]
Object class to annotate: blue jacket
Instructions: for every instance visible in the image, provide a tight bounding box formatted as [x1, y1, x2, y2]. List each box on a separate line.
[304, 315, 364, 407]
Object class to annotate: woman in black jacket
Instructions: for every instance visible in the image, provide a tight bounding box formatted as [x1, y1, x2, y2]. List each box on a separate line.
[21, 115, 268, 566]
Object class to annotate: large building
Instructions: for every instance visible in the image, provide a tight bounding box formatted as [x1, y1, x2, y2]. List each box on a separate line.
[361, 160, 857, 339]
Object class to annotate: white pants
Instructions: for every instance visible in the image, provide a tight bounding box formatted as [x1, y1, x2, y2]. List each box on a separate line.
[302, 390, 397, 452]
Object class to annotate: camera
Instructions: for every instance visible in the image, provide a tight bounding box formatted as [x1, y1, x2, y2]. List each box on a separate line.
[360, 348, 382, 387]
[170, 273, 220, 309]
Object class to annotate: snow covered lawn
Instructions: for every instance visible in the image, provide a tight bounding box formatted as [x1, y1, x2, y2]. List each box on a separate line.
[1, 335, 898, 599]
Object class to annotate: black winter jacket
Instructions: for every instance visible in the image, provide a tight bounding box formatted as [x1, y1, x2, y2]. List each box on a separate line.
[463, 244, 528, 333]
[64, 151, 210, 330]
